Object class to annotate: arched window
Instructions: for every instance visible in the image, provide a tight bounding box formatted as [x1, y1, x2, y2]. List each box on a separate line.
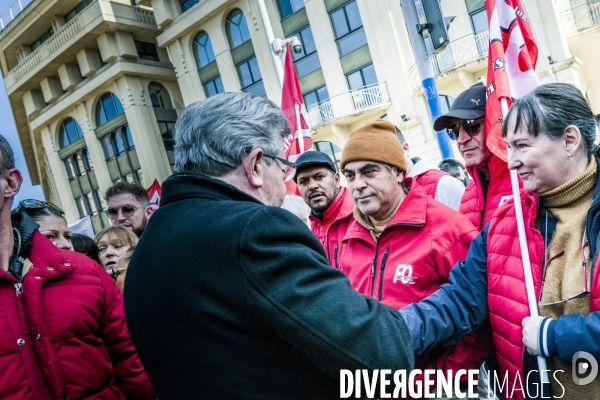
[58, 117, 106, 233]
[100, 125, 144, 185]
[226, 9, 251, 49]
[193, 31, 216, 69]
[59, 117, 84, 147]
[149, 82, 173, 109]
[96, 92, 124, 126]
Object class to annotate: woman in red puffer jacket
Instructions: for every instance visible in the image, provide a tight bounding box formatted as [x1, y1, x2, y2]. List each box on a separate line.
[0, 199, 156, 399]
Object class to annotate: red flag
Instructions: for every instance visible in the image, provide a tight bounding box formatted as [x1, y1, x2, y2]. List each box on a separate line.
[486, 0, 540, 162]
[146, 179, 162, 211]
[281, 42, 312, 195]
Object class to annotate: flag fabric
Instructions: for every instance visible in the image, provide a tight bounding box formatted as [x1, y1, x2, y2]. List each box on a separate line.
[486, 0, 540, 162]
[68, 215, 94, 238]
[281, 42, 313, 195]
[146, 179, 162, 211]
[281, 42, 313, 163]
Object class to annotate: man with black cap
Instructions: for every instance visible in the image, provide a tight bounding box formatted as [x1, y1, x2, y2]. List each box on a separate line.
[433, 83, 514, 230]
[294, 151, 354, 267]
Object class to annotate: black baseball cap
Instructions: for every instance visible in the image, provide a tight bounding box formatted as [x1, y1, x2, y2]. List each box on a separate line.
[433, 84, 486, 131]
[293, 151, 337, 182]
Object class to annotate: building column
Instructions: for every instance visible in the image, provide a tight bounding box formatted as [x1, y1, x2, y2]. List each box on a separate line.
[116, 75, 172, 186]
[39, 125, 80, 223]
[304, 0, 348, 98]
[165, 37, 205, 106]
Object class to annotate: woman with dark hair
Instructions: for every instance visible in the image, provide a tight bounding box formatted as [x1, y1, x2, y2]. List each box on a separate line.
[402, 83, 600, 399]
[7, 199, 156, 399]
[71, 233, 102, 265]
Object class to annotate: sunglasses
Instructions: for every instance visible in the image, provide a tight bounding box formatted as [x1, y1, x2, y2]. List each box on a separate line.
[14, 199, 65, 215]
[106, 205, 137, 219]
[263, 153, 296, 169]
[446, 118, 484, 138]
[111, 266, 127, 282]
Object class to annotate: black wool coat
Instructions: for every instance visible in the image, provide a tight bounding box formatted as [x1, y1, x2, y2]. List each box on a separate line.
[125, 172, 413, 399]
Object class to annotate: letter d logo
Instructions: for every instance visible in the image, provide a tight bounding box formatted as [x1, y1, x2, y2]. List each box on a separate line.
[572, 351, 598, 385]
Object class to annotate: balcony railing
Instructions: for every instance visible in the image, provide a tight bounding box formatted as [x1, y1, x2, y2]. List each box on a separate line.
[407, 31, 489, 92]
[561, 2, 600, 36]
[0, 0, 35, 31]
[307, 83, 390, 129]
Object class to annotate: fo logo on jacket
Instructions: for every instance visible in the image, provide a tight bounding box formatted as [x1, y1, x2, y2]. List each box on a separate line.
[393, 264, 418, 285]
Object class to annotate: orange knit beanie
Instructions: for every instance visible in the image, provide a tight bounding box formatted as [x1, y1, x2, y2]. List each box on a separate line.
[340, 119, 406, 174]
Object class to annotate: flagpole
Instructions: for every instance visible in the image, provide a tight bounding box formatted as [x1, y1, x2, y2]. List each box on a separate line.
[520, 0, 556, 83]
[501, 97, 550, 385]
[295, 104, 304, 153]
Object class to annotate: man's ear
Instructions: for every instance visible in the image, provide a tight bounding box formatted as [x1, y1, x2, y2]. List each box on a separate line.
[3, 169, 22, 199]
[334, 171, 341, 186]
[242, 148, 265, 189]
[144, 205, 154, 219]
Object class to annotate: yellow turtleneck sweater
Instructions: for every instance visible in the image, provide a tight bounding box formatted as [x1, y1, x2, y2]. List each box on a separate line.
[538, 155, 598, 398]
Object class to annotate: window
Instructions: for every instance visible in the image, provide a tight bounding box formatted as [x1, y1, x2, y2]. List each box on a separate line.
[329, 1, 367, 56]
[314, 142, 342, 171]
[135, 41, 159, 61]
[60, 118, 106, 233]
[96, 93, 124, 126]
[288, 26, 320, 78]
[193, 31, 216, 69]
[440, 95, 456, 115]
[237, 57, 265, 97]
[65, 0, 94, 22]
[158, 122, 176, 167]
[278, 0, 305, 19]
[30, 27, 54, 51]
[304, 86, 329, 110]
[465, 0, 485, 14]
[149, 82, 173, 109]
[204, 76, 224, 97]
[101, 125, 144, 185]
[180, 0, 201, 12]
[226, 10, 252, 49]
[346, 63, 377, 89]
[59, 118, 84, 147]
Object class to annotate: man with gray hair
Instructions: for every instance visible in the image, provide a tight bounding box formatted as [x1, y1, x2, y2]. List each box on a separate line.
[124, 92, 413, 398]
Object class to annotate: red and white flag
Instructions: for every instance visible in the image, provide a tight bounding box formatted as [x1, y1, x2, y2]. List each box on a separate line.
[281, 42, 312, 164]
[486, 0, 540, 162]
[146, 179, 162, 211]
[281, 42, 312, 195]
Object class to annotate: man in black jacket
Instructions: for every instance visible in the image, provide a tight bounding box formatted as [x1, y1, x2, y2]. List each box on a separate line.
[124, 92, 413, 399]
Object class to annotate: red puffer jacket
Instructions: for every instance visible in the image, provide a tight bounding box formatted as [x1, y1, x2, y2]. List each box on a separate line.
[309, 186, 354, 267]
[337, 179, 483, 376]
[460, 154, 515, 230]
[0, 231, 155, 400]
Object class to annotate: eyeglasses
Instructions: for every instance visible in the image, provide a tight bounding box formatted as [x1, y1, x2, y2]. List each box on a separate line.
[106, 205, 137, 219]
[111, 267, 127, 282]
[446, 118, 484, 138]
[14, 199, 65, 215]
[263, 153, 296, 169]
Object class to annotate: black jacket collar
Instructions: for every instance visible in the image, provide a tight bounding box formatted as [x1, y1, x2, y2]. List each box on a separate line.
[160, 172, 263, 207]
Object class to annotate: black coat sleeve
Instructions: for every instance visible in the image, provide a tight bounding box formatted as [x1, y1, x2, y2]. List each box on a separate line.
[239, 207, 414, 378]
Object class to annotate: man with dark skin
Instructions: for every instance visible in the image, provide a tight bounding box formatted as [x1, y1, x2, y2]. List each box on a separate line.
[294, 151, 353, 267]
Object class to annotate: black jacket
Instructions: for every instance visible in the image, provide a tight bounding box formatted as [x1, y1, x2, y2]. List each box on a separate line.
[125, 172, 413, 399]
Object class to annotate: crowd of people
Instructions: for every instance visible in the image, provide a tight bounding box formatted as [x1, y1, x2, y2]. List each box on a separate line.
[0, 81, 598, 399]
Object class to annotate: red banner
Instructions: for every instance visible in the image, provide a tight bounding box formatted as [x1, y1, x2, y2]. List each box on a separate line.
[486, 0, 540, 162]
[281, 42, 312, 195]
[146, 179, 162, 210]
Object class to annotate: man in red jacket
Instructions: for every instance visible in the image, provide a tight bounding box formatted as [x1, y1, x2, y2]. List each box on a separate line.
[433, 83, 514, 230]
[294, 151, 354, 267]
[338, 119, 483, 395]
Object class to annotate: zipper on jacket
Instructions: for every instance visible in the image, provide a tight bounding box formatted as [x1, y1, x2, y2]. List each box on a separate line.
[14, 282, 22, 296]
[377, 247, 390, 301]
[370, 247, 379, 297]
[333, 243, 339, 269]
